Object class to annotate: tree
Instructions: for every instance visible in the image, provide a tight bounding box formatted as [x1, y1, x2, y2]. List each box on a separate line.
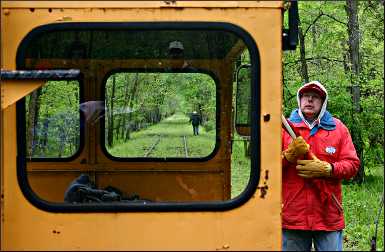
[345, 0, 365, 183]
[26, 89, 42, 157]
[107, 74, 116, 147]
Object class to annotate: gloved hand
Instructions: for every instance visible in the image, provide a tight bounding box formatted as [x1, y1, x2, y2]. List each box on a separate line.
[282, 136, 310, 163]
[296, 154, 333, 178]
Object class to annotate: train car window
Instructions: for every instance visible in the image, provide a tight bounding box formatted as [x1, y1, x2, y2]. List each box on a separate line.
[16, 22, 260, 211]
[25, 80, 80, 159]
[235, 64, 251, 136]
[104, 72, 216, 158]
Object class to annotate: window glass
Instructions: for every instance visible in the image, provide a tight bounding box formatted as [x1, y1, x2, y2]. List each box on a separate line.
[25, 80, 80, 158]
[104, 72, 216, 158]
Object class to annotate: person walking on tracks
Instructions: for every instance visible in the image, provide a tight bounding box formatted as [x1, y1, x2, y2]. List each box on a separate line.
[281, 81, 360, 251]
[189, 111, 202, 136]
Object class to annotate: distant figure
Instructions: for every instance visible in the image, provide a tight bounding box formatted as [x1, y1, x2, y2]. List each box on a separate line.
[189, 111, 201, 136]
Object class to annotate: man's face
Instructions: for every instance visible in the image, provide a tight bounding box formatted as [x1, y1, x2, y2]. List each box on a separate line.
[300, 91, 323, 121]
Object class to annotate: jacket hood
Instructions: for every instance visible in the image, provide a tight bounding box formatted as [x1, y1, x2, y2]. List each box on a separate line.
[297, 80, 328, 129]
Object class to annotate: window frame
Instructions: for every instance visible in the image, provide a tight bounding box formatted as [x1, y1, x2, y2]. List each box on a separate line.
[101, 68, 220, 162]
[15, 21, 261, 212]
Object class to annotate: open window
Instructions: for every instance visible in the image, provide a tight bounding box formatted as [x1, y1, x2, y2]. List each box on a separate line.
[15, 22, 260, 211]
[104, 72, 216, 159]
[25, 80, 81, 159]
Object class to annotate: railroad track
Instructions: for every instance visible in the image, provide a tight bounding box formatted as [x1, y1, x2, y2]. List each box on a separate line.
[144, 135, 161, 157]
[144, 134, 189, 157]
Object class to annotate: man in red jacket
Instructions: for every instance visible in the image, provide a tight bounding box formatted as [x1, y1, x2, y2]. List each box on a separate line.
[281, 81, 360, 251]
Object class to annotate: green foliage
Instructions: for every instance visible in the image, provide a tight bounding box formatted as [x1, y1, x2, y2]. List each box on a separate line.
[231, 134, 251, 198]
[343, 165, 384, 251]
[26, 80, 80, 158]
[203, 120, 215, 132]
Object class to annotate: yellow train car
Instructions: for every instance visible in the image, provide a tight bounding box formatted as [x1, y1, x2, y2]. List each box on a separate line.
[1, 0, 298, 250]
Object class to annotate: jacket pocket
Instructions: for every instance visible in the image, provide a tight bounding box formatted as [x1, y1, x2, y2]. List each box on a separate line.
[282, 183, 304, 212]
[282, 183, 307, 226]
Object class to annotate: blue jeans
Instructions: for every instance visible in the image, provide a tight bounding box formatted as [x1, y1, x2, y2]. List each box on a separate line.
[282, 229, 343, 251]
[193, 125, 199, 135]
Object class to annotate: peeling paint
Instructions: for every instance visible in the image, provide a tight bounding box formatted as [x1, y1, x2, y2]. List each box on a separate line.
[176, 176, 198, 199]
[215, 244, 230, 250]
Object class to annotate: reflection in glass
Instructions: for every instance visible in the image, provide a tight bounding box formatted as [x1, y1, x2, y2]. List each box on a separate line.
[104, 72, 216, 158]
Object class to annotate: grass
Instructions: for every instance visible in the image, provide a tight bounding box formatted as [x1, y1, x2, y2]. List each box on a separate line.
[107, 113, 216, 158]
[342, 164, 384, 251]
[231, 134, 251, 198]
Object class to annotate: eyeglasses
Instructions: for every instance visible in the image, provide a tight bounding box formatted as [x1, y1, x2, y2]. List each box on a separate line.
[301, 93, 322, 100]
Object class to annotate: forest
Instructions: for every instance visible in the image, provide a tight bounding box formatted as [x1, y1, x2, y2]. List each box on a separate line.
[23, 0, 383, 250]
[281, 1, 384, 250]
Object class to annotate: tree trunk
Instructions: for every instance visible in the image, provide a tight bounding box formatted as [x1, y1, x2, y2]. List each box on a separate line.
[346, 0, 364, 183]
[124, 73, 140, 141]
[26, 89, 42, 158]
[39, 110, 50, 156]
[298, 18, 309, 83]
[107, 75, 116, 147]
[346, 0, 361, 112]
[117, 75, 131, 139]
[58, 125, 66, 158]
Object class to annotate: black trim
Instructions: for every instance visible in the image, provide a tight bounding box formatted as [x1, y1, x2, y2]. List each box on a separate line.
[282, 0, 299, 51]
[16, 21, 261, 212]
[100, 68, 220, 162]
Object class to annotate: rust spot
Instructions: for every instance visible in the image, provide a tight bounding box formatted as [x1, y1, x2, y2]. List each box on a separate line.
[164, 0, 176, 5]
[257, 170, 269, 198]
[257, 185, 268, 198]
[263, 113, 270, 122]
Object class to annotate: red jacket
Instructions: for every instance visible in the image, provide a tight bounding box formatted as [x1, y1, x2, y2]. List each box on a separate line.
[282, 118, 360, 231]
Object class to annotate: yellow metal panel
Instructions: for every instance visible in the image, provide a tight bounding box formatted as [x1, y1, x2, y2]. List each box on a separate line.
[1, 80, 44, 110]
[2, 1, 283, 9]
[1, 5, 283, 251]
